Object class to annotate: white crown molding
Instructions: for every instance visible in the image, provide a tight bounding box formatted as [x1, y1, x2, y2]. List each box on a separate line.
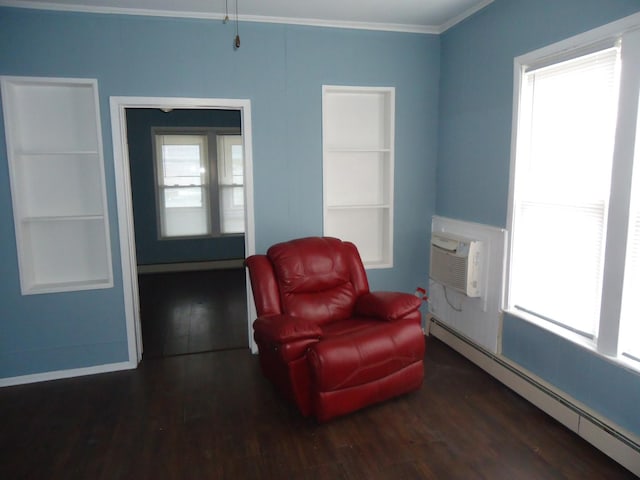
[438, 0, 494, 33]
[0, 0, 230, 20]
[0, 0, 492, 35]
[239, 13, 439, 35]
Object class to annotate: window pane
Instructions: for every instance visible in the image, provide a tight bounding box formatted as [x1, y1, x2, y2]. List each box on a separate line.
[218, 135, 244, 234]
[219, 185, 244, 234]
[232, 186, 244, 207]
[161, 144, 205, 186]
[160, 188, 209, 237]
[620, 126, 640, 360]
[510, 47, 620, 338]
[163, 187, 203, 208]
[232, 144, 244, 184]
[512, 200, 606, 337]
[155, 133, 210, 238]
[620, 207, 640, 360]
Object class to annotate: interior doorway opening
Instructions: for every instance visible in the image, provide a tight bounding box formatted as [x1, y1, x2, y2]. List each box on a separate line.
[110, 97, 257, 364]
[124, 107, 248, 357]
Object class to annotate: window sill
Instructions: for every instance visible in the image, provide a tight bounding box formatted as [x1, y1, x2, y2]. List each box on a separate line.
[504, 308, 640, 377]
[159, 233, 245, 241]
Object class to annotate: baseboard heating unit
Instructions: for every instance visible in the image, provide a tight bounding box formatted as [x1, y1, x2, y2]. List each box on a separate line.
[428, 316, 640, 476]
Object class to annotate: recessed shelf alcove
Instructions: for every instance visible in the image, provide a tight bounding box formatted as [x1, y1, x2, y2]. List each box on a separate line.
[1, 76, 113, 294]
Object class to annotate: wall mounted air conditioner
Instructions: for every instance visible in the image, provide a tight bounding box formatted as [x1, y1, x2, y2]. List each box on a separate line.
[430, 232, 482, 297]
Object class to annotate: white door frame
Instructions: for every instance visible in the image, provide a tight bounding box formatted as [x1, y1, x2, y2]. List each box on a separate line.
[109, 96, 257, 364]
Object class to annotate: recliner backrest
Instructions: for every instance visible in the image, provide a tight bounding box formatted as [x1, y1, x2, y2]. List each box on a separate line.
[267, 237, 368, 325]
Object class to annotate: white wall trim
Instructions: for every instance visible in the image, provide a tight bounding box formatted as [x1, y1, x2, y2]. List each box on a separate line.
[0, 360, 136, 388]
[429, 318, 640, 476]
[0, 0, 493, 34]
[109, 96, 257, 363]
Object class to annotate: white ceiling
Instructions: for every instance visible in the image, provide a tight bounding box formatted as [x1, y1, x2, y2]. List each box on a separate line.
[0, 0, 494, 33]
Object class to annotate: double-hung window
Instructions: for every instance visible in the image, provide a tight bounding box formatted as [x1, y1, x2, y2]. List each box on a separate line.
[217, 134, 245, 234]
[156, 133, 210, 237]
[154, 129, 244, 239]
[507, 17, 640, 368]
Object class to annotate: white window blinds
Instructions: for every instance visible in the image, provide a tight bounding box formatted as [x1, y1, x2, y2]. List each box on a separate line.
[620, 148, 640, 360]
[510, 46, 621, 338]
[217, 134, 245, 234]
[155, 134, 210, 238]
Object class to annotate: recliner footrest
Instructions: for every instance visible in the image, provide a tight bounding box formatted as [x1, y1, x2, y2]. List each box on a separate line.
[308, 319, 424, 392]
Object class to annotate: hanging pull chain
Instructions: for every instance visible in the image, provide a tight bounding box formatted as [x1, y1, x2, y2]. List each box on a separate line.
[234, 0, 240, 49]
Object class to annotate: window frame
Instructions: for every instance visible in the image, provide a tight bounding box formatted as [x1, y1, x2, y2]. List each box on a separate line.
[505, 14, 640, 372]
[151, 126, 242, 240]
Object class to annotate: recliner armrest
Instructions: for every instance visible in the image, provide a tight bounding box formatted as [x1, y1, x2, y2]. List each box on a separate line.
[253, 314, 322, 344]
[354, 292, 422, 321]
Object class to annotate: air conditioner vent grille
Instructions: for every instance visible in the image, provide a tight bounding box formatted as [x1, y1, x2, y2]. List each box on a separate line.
[431, 245, 468, 293]
[429, 233, 482, 297]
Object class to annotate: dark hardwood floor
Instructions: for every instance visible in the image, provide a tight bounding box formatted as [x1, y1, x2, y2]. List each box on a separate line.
[0, 335, 635, 479]
[138, 268, 248, 358]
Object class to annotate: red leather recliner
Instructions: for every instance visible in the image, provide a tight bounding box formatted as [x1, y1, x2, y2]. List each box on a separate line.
[245, 236, 425, 422]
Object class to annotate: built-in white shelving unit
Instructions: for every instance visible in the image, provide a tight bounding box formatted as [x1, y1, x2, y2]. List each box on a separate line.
[322, 85, 395, 268]
[1, 76, 113, 294]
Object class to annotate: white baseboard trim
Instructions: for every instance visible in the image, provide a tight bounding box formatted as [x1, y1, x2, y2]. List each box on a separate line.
[0, 360, 137, 388]
[429, 318, 640, 477]
[137, 259, 245, 274]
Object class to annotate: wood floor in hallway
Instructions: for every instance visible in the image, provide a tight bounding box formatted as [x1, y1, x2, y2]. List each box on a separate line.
[138, 268, 248, 358]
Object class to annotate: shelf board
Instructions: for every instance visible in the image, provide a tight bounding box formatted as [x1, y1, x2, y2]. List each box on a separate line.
[24, 278, 113, 295]
[325, 147, 391, 153]
[363, 259, 392, 269]
[326, 204, 390, 210]
[21, 214, 104, 223]
[16, 150, 100, 156]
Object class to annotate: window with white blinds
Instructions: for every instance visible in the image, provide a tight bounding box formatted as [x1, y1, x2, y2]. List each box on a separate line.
[156, 134, 210, 238]
[510, 46, 621, 339]
[507, 19, 640, 369]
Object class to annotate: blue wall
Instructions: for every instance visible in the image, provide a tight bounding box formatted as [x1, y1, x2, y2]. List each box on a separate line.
[126, 108, 245, 265]
[503, 314, 640, 436]
[0, 8, 439, 378]
[438, 0, 640, 228]
[438, 0, 640, 436]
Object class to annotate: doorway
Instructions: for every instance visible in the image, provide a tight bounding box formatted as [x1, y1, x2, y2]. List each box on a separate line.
[110, 96, 257, 364]
[124, 107, 248, 357]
